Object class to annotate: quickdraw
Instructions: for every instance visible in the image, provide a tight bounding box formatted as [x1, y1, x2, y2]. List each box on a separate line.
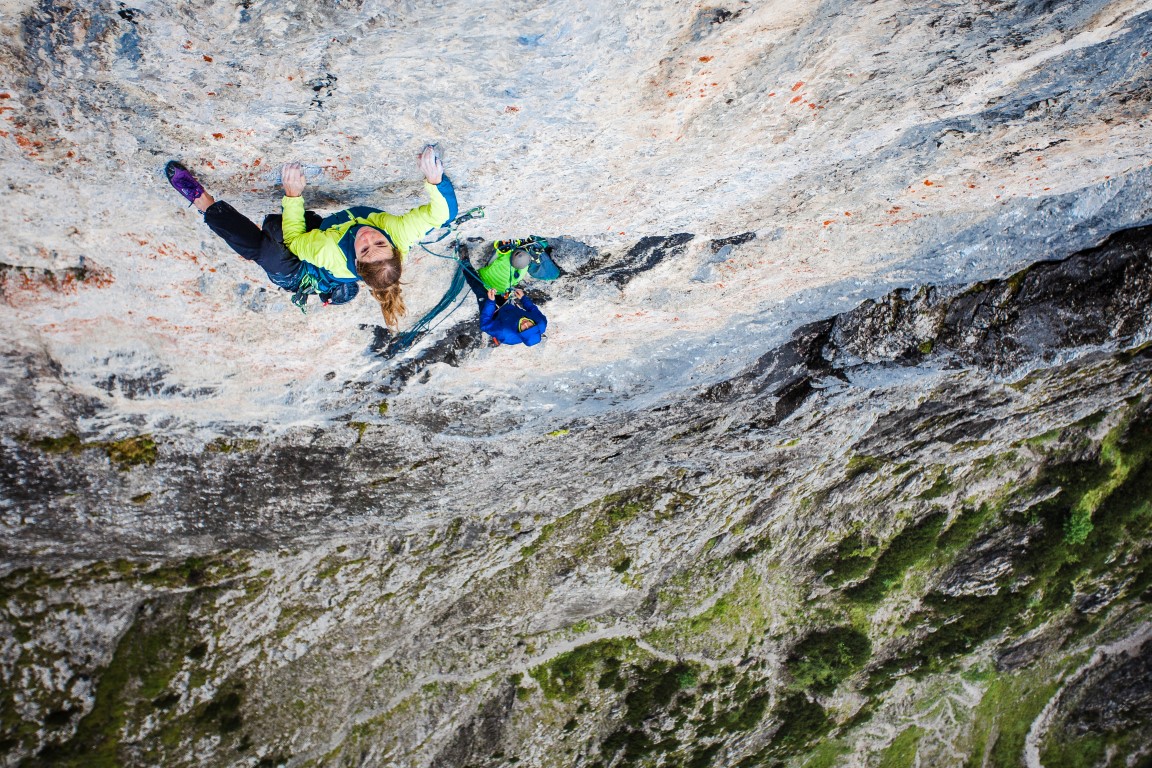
[291, 273, 320, 313]
[422, 206, 486, 247]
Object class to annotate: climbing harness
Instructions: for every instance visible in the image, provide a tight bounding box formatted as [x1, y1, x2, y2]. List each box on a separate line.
[493, 235, 549, 260]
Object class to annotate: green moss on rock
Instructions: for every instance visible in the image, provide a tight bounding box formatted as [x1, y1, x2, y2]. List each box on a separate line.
[99, 435, 157, 470]
[25, 433, 84, 454]
[205, 437, 260, 454]
[877, 725, 924, 768]
[966, 666, 1066, 768]
[918, 471, 953, 500]
[885, 407, 1152, 680]
[23, 432, 156, 470]
[520, 484, 663, 560]
[196, 684, 244, 734]
[529, 637, 635, 701]
[786, 625, 871, 693]
[769, 693, 831, 756]
[139, 555, 247, 588]
[936, 505, 990, 553]
[347, 421, 369, 443]
[24, 593, 200, 767]
[811, 532, 876, 587]
[844, 512, 947, 603]
[846, 454, 885, 480]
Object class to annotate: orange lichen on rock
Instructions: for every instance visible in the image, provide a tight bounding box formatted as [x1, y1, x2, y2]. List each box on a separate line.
[322, 156, 354, 181]
[154, 243, 202, 263]
[0, 261, 114, 304]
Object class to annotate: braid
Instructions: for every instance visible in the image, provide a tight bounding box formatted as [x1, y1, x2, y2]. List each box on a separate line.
[369, 283, 406, 329]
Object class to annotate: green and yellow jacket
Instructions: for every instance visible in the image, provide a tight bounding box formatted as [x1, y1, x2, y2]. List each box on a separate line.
[278, 177, 457, 299]
[478, 248, 529, 294]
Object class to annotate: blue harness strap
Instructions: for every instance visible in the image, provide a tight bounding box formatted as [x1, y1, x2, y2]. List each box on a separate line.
[289, 262, 359, 313]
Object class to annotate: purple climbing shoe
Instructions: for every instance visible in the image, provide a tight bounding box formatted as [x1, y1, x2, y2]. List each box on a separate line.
[165, 160, 206, 206]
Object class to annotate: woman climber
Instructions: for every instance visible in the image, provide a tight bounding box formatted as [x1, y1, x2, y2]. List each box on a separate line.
[164, 145, 457, 327]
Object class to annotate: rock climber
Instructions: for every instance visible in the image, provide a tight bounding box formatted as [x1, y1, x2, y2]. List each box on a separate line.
[164, 145, 457, 327]
[460, 260, 548, 347]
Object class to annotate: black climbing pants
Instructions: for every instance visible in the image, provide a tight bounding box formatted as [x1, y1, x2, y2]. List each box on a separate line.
[461, 262, 489, 309]
[461, 261, 509, 309]
[203, 201, 319, 291]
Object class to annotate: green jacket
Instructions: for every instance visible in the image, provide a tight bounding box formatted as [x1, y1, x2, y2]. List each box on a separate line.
[478, 249, 528, 293]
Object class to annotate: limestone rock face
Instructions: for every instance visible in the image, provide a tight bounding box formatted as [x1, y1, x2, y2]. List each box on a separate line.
[2, 1, 1152, 767]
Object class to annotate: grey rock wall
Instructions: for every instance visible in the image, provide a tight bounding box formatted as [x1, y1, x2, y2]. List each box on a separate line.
[2, 217, 1151, 768]
[2, 0, 1152, 766]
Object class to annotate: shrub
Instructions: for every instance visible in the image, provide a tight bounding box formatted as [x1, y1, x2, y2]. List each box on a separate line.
[810, 533, 875, 587]
[787, 626, 871, 692]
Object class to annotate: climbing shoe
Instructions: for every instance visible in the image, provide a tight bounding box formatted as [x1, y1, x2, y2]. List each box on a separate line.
[165, 161, 206, 206]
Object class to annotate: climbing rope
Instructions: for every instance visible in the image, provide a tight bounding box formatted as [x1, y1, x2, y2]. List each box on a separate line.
[385, 207, 486, 356]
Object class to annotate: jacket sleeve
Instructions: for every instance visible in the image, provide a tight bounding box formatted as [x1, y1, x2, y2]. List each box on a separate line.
[478, 298, 499, 335]
[281, 196, 332, 265]
[362, 177, 457, 257]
